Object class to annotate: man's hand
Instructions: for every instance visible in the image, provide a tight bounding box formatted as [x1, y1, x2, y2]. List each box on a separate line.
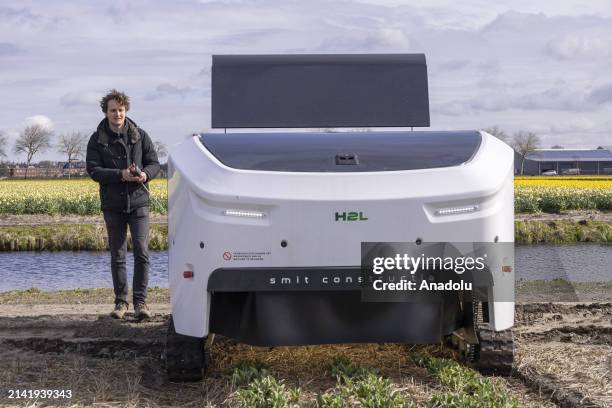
[121, 166, 147, 183]
[121, 168, 140, 182]
[135, 172, 147, 184]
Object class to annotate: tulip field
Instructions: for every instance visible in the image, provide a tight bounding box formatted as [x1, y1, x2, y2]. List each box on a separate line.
[0, 177, 610, 214]
[513, 176, 612, 212]
[0, 179, 167, 215]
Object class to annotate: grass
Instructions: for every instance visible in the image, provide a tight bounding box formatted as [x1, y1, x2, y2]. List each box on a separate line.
[413, 354, 519, 408]
[0, 223, 168, 251]
[229, 355, 520, 407]
[0, 220, 610, 251]
[515, 220, 612, 244]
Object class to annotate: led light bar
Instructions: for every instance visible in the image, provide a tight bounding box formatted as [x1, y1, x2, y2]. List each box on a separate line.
[435, 205, 479, 216]
[222, 209, 266, 218]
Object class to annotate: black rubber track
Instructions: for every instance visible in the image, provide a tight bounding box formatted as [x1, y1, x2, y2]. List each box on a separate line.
[475, 324, 515, 376]
[471, 302, 515, 376]
[165, 316, 207, 382]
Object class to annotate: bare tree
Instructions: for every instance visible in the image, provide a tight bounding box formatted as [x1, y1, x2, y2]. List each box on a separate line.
[57, 132, 87, 179]
[483, 126, 508, 143]
[154, 140, 168, 161]
[512, 131, 540, 175]
[13, 124, 53, 178]
[550, 144, 564, 149]
[0, 131, 7, 158]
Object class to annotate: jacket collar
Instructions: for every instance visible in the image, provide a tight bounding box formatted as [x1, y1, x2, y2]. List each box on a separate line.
[96, 117, 140, 145]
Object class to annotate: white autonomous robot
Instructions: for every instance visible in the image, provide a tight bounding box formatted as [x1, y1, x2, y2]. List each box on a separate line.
[165, 54, 515, 381]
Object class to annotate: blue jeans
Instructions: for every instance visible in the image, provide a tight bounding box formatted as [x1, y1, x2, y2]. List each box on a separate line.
[103, 207, 150, 305]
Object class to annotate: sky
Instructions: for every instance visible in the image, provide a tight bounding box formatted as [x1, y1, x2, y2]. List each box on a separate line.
[1, 0, 612, 162]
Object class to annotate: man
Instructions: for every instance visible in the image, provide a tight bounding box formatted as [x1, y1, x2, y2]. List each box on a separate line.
[86, 89, 160, 320]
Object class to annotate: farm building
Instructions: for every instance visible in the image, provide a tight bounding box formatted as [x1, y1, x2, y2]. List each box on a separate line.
[515, 147, 612, 175]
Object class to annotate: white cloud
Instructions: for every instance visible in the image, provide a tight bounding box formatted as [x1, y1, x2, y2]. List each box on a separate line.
[24, 115, 54, 131]
[589, 83, 612, 104]
[59, 91, 102, 107]
[1, 1, 612, 160]
[549, 117, 596, 133]
[545, 36, 607, 60]
[145, 83, 197, 101]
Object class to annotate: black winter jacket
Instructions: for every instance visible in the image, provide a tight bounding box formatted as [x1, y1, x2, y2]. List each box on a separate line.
[86, 118, 160, 212]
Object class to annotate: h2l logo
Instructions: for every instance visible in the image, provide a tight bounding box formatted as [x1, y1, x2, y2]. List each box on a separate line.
[335, 211, 368, 221]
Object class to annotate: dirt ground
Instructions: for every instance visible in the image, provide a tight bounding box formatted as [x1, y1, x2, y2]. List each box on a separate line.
[0, 214, 168, 227]
[0, 303, 610, 407]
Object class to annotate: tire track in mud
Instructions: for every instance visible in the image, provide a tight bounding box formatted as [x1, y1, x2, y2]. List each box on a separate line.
[2, 337, 163, 359]
[519, 325, 612, 346]
[514, 303, 611, 408]
[0, 314, 168, 361]
[514, 369, 604, 408]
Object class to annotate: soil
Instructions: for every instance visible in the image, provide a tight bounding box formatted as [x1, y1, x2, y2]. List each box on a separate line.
[0, 213, 168, 227]
[515, 210, 612, 222]
[1, 303, 610, 407]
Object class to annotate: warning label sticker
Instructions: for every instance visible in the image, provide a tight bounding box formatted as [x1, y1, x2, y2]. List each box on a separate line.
[228, 251, 271, 261]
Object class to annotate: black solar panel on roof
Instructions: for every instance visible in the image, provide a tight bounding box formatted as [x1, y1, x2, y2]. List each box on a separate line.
[211, 54, 430, 128]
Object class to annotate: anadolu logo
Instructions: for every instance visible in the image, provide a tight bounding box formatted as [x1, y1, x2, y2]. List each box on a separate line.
[335, 211, 368, 221]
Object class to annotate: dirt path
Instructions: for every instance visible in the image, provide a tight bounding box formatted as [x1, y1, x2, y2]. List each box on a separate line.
[1, 303, 610, 407]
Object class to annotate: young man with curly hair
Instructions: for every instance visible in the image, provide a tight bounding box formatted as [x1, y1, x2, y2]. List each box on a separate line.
[86, 89, 160, 320]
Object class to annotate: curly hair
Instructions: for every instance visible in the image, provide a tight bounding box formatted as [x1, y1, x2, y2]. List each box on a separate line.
[100, 89, 130, 113]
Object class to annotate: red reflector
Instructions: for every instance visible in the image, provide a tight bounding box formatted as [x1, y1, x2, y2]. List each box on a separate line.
[502, 266, 512, 273]
[183, 271, 194, 278]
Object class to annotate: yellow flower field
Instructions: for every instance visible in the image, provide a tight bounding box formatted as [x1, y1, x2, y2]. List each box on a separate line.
[0, 179, 167, 215]
[0, 177, 610, 214]
[514, 177, 612, 189]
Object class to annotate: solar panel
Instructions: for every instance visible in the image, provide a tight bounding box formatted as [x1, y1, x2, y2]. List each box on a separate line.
[211, 54, 430, 128]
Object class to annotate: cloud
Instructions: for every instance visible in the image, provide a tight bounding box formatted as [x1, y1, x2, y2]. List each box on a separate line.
[436, 84, 603, 117]
[545, 36, 607, 60]
[24, 115, 54, 131]
[438, 59, 470, 71]
[0, 42, 19, 55]
[316, 27, 411, 52]
[211, 28, 290, 46]
[0, 6, 66, 32]
[59, 91, 102, 107]
[145, 83, 195, 100]
[589, 83, 612, 104]
[483, 10, 547, 32]
[549, 117, 596, 133]
[1, 1, 612, 160]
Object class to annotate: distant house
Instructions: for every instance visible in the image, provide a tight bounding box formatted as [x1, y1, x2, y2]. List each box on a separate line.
[62, 160, 87, 176]
[9, 166, 62, 178]
[515, 148, 612, 175]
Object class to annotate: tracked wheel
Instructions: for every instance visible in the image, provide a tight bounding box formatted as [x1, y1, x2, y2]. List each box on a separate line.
[474, 323, 514, 376]
[470, 301, 515, 376]
[165, 316, 208, 382]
